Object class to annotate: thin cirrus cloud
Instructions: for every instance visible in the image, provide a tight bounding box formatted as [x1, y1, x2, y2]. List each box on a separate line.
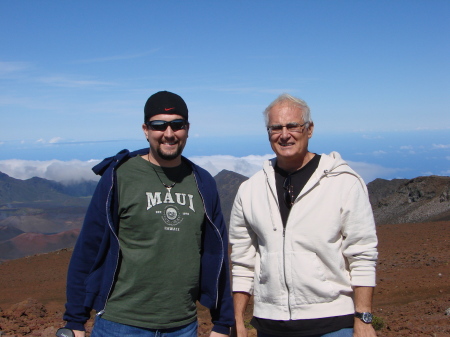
[0, 61, 31, 75]
[36, 75, 116, 88]
[74, 49, 161, 64]
[0, 58, 115, 89]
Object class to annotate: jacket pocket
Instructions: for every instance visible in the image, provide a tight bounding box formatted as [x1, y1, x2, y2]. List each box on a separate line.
[289, 251, 339, 306]
[255, 252, 285, 303]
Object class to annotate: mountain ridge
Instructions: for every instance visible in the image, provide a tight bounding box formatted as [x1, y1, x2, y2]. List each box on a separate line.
[1, 170, 449, 261]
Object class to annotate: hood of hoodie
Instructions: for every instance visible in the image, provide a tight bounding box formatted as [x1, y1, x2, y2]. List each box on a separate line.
[263, 151, 365, 200]
[92, 148, 150, 176]
[264, 151, 348, 173]
[90, 147, 213, 196]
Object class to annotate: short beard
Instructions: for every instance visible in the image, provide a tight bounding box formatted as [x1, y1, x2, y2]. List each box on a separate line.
[156, 145, 184, 161]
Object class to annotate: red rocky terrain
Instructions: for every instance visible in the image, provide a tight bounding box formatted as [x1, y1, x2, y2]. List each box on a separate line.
[0, 221, 449, 337]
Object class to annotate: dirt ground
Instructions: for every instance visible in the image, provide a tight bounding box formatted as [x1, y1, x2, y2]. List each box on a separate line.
[0, 221, 449, 336]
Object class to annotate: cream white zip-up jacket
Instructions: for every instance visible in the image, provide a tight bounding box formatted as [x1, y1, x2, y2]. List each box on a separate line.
[229, 152, 378, 320]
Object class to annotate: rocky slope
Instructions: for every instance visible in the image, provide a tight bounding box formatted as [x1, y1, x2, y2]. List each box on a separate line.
[214, 170, 248, 226]
[368, 175, 450, 225]
[0, 229, 80, 260]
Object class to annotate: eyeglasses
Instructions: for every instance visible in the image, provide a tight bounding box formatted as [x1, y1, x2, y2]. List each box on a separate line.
[283, 175, 295, 208]
[146, 119, 188, 132]
[267, 122, 308, 135]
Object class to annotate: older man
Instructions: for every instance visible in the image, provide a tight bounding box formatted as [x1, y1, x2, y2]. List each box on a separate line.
[60, 91, 233, 337]
[229, 93, 378, 337]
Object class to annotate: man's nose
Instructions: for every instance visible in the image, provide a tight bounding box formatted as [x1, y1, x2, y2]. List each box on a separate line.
[280, 126, 290, 138]
[163, 126, 175, 137]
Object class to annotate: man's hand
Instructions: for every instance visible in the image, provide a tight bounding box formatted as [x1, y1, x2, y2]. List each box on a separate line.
[73, 330, 85, 337]
[232, 320, 248, 337]
[353, 319, 376, 337]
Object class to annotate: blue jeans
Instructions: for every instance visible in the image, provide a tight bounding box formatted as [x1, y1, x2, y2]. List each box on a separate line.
[257, 328, 353, 337]
[91, 316, 198, 337]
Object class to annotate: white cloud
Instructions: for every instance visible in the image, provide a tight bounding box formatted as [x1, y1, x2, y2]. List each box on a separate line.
[0, 159, 100, 184]
[0, 155, 402, 185]
[0, 155, 272, 184]
[189, 154, 273, 177]
[29, 137, 63, 145]
[347, 160, 401, 183]
[372, 150, 387, 156]
[399, 145, 415, 154]
[49, 137, 63, 144]
[432, 144, 450, 149]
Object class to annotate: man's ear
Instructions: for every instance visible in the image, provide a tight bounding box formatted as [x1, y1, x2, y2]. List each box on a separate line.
[307, 122, 314, 139]
[142, 123, 149, 140]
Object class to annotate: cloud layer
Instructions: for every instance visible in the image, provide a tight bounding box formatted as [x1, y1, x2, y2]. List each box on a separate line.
[0, 159, 101, 185]
[0, 155, 399, 185]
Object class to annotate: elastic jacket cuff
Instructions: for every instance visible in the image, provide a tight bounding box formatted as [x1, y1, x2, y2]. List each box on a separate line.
[65, 322, 86, 332]
[212, 323, 231, 335]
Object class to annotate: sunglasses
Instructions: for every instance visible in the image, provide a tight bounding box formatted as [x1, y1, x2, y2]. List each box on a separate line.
[145, 119, 188, 132]
[283, 175, 295, 208]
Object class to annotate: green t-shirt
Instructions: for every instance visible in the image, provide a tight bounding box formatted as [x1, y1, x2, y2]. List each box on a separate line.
[102, 156, 205, 329]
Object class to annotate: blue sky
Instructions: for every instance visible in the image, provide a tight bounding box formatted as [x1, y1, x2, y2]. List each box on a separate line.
[0, 1, 449, 183]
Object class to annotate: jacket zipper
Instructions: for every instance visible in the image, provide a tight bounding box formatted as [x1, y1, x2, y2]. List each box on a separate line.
[98, 163, 121, 316]
[266, 167, 292, 317]
[282, 226, 292, 319]
[193, 171, 223, 308]
[281, 176, 322, 319]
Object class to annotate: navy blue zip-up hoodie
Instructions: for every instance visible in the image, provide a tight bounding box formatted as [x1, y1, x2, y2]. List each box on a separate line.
[63, 148, 234, 334]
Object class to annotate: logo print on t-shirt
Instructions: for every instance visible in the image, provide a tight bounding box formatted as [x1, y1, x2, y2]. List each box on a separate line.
[162, 205, 183, 229]
[146, 192, 195, 212]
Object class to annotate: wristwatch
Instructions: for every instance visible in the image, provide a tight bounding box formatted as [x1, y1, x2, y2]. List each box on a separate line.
[354, 311, 373, 324]
[56, 328, 75, 337]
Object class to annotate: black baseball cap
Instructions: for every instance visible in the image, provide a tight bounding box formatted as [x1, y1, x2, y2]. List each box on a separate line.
[144, 91, 188, 122]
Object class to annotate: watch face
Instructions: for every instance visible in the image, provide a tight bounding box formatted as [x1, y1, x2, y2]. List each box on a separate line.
[362, 312, 373, 323]
[56, 328, 75, 337]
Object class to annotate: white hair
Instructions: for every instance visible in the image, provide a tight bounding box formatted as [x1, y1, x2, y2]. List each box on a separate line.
[263, 93, 313, 127]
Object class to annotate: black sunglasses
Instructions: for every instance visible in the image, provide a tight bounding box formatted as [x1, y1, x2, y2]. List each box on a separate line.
[283, 175, 295, 208]
[146, 119, 188, 132]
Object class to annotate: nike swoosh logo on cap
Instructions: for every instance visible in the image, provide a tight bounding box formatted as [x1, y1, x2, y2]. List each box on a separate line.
[165, 107, 175, 111]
